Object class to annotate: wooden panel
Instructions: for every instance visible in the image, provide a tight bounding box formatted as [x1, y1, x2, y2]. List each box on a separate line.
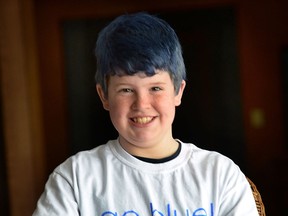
[0, 0, 45, 215]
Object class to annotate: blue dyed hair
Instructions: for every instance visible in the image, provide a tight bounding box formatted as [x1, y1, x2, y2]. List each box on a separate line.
[95, 12, 186, 96]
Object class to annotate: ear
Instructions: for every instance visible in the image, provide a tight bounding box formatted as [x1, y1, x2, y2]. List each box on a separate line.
[96, 84, 109, 111]
[174, 80, 186, 106]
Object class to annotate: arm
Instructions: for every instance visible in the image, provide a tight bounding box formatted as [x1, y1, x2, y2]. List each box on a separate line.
[218, 164, 259, 215]
[33, 171, 79, 216]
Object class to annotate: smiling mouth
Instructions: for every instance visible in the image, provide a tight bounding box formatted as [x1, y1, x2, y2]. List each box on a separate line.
[132, 117, 153, 124]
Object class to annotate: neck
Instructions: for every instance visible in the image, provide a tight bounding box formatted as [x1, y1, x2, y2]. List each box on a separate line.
[118, 136, 179, 159]
[133, 142, 181, 163]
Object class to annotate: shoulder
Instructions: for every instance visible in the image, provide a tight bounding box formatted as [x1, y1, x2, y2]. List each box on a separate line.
[179, 140, 242, 177]
[181, 141, 235, 164]
[53, 140, 116, 177]
[180, 141, 252, 201]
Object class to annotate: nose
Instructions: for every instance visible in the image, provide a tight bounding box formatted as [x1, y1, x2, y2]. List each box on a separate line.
[132, 92, 151, 110]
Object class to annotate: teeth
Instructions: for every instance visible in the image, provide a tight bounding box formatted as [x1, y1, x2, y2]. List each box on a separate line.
[133, 117, 153, 124]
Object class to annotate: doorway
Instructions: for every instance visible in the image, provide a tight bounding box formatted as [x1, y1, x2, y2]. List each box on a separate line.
[62, 8, 246, 169]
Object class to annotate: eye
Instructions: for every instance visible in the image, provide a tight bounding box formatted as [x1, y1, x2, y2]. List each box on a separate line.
[120, 88, 133, 93]
[151, 86, 162, 91]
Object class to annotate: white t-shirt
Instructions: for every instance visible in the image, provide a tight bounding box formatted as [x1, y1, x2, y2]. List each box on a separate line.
[33, 139, 258, 216]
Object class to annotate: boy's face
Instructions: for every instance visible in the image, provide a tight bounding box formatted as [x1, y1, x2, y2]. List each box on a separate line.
[96, 70, 186, 157]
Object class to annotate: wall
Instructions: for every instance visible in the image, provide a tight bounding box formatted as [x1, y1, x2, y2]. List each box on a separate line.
[237, 0, 288, 212]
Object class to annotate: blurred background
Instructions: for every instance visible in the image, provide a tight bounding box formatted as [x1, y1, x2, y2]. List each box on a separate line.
[0, 0, 287, 215]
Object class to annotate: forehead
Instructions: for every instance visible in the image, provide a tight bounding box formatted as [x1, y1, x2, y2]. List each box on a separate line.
[108, 70, 173, 86]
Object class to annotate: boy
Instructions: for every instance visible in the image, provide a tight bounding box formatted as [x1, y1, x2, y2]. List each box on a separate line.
[33, 12, 258, 215]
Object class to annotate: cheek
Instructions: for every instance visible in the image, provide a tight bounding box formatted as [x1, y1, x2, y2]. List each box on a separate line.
[108, 99, 128, 121]
[157, 97, 176, 118]
[108, 102, 121, 117]
[108, 106, 122, 132]
[158, 94, 178, 108]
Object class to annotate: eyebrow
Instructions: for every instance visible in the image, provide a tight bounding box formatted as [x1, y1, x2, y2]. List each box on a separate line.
[115, 81, 168, 86]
